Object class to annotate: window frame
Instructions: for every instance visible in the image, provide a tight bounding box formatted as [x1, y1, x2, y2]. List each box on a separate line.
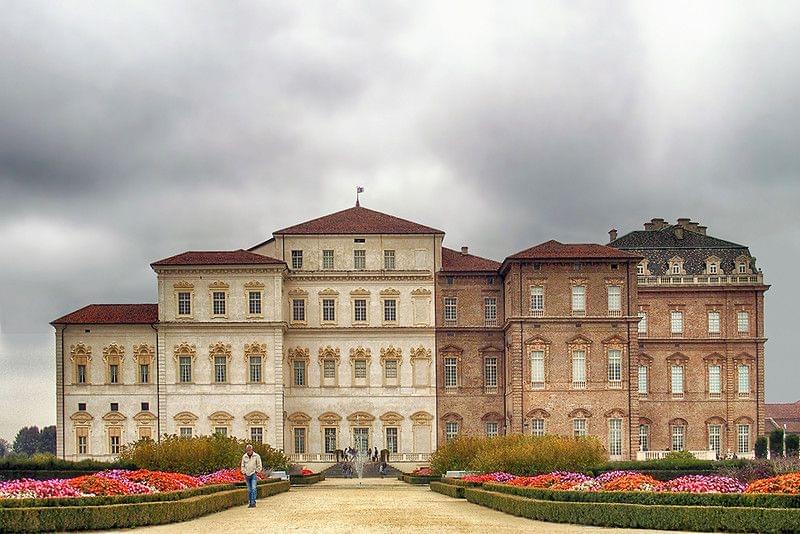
[322, 249, 334, 270]
[291, 250, 303, 270]
[383, 249, 396, 270]
[353, 249, 366, 271]
[571, 285, 586, 316]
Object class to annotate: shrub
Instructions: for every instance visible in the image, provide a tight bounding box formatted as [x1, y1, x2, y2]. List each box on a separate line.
[118, 435, 289, 475]
[770, 429, 785, 458]
[430, 435, 606, 476]
[715, 459, 775, 483]
[755, 436, 769, 459]
[0, 454, 130, 473]
[430, 481, 464, 498]
[786, 434, 799, 457]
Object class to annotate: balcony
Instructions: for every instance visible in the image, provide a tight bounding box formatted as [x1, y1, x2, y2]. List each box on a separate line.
[636, 450, 717, 461]
[530, 309, 544, 317]
[608, 310, 622, 317]
[444, 319, 457, 327]
[484, 318, 498, 327]
[638, 273, 763, 287]
[608, 380, 622, 389]
[484, 385, 498, 395]
[571, 380, 586, 390]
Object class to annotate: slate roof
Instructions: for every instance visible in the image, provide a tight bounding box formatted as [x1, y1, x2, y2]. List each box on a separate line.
[766, 401, 800, 433]
[273, 206, 444, 235]
[506, 240, 641, 261]
[441, 247, 501, 273]
[151, 250, 284, 267]
[611, 225, 755, 276]
[52, 304, 158, 325]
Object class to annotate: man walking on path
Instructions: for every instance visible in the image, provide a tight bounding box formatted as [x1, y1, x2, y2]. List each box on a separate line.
[241, 444, 262, 508]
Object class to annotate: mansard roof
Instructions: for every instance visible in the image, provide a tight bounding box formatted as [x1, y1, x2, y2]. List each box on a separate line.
[150, 249, 284, 267]
[52, 304, 158, 325]
[441, 247, 500, 273]
[506, 240, 640, 261]
[273, 206, 444, 235]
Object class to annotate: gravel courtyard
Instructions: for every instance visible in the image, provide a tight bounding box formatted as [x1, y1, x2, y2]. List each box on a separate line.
[126, 478, 691, 534]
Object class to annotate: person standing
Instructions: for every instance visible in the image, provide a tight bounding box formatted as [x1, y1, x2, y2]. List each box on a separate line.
[241, 444, 263, 508]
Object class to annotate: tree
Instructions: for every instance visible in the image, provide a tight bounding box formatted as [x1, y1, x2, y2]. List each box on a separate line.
[39, 426, 56, 455]
[755, 436, 769, 459]
[0, 438, 10, 457]
[769, 428, 785, 458]
[786, 434, 800, 457]
[13, 426, 41, 455]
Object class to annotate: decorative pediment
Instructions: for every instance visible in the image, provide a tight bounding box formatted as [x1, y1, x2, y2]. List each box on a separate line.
[173, 411, 198, 425]
[379, 411, 404, 425]
[735, 416, 754, 425]
[349, 346, 371, 360]
[346, 411, 375, 425]
[102, 411, 127, 424]
[524, 335, 551, 346]
[173, 280, 194, 289]
[703, 353, 725, 364]
[705, 255, 721, 264]
[209, 411, 234, 424]
[733, 352, 755, 363]
[411, 288, 432, 297]
[604, 277, 625, 286]
[173, 342, 196, 359]
[244, 342, 267, 356]
[209, 341, 232, 359]
[639, 417, 653, 425]
[410, 346, 432, 360]
[566, 334, 592, 346]
[244, 411, 270, 425]
[478, 345, 503, 354]
[70, 343, 92, 361]
[133, 344, 155, 363]
[481, 411, 503, 422]
[287, 412, 311, 424]
[244, 280, 265, 289]
[102, 343, 125, 361]
[666, 352, 689, 364]
[526, 408, 551, 419]
[318, 411, 342, 425]
[568, 408, 593, 419]
[569, 278, 588, 286]
[288, 288, 309, 297]
[319, 288, 339, 297]
[410, 411, 433, 425]
[669, 418, 688, 427]
[318, 346, 341, 361]
[528, 278, 547, 286]
[286, 347, 310, 361]
[603, 408, 626, 418]
[209, 280, 230, 289]
[380, 346, 402, 361]
[705, 416, 726, 425]
[669, 256, 684, 264]
[70, 411, 94, 424]
[636, 353, 653, 365]
[602, 335, 626, 346]
[439, 344, 463, 355]
[440, 412, 463, 422]
[134, 411, 157, 423]
[379, 288, 400, 297]
[350, 287, 371, 297]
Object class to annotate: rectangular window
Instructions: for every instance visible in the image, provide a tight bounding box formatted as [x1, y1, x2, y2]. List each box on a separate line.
[530, 286, 544, 316]
[109, 364, 119, 384]
[573, 418, 587, 438]
[78, 402, 87, 411]
[353, 299, 367, 322]
[671, 365, 684, 397]
[322, 249, 334, 270]
[607, 285, 621, 315]
[177, 292, 191, 315]
[214, 427, 227, 437]
[77, 364, 87, 384]
[385, 427, 399, 453]
[443, 297, 457, 323]
[738, 262, 747, 274]
[293, 360, 306, 386]
[572, 350, 586, 389]
[639, 424, 650, 452]
[672, 425, 685, 451]
[638, 311, 647, 335]
[291, 250, 303, 269]
[212, 291, 226, 315]
[214, 356, 227, 383]
[708, 424, 721, 455]
[531, 419, 545, 437]
[109, 432, 121, 455]
[324, 427, 337, 453]
[322, 298, 336, 322]
[179, 427, 193, 438]
[140, 428, 153, 442]
[571, 285, 586, 315]
[383, 299, 397, 322]
[249, 355, 262, 383]
[608, 349, 622, 386]
[354, 359, 367, 379]
[608, 419, 622, 457]
[179, 356, 192, 383]
[139, 363, 150, 384]
[384, 359, 398, 379]
[141, 402, 149, 411]
[485, 422, 499, 437]
[248, 291, 262, 315]
[445, 421, 459, 441]
[323, 359, 336, 380]
[292, 299, 305, 322]
[709, 263, 718, 274]
[638, 365, 648, 396]
[250, 427, 263, 444]
[670, 311, 684, 335]
[530, 350, 545, 389]
[294, 428, 306, 453]
[444, 357, 457, 389]
[110, 402, 119, 412]
[738, 364, 750, 397]
[484, 297, 497, 326]
[484, 357, 498, 392]
[737, 311, 750, 334]
[77, 430, 88, 454]
[672, 263, 681, 275]
[708, 311, 721, 336]
[354, 249, 366, 270]
[383, 250, 395, 270]
[708, 364, 721, 397]
[737, 424, 750, 454]
[637, 263, 644, 275]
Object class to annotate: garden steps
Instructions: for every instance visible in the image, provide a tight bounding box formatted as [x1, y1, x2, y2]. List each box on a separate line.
[320, 461, 403, 478]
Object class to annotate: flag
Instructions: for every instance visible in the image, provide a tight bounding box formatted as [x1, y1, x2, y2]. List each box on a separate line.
[357, 186, 364, 193]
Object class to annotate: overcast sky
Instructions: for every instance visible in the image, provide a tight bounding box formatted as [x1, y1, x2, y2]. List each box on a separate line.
[1, 1, 799, 443]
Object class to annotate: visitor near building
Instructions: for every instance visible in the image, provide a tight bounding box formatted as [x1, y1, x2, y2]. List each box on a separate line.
[241, 444, 262, 508]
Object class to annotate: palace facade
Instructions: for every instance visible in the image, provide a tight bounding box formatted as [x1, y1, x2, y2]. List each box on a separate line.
[53, 208, 768, 463]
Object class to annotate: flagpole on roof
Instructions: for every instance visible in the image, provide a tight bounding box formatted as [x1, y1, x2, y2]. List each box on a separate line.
[356, 186, 364, 206]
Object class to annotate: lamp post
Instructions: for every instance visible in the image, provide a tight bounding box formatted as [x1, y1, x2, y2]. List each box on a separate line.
[784, 423, 787, 457]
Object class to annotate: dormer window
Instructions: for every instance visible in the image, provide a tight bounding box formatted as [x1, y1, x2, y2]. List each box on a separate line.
[738, 263, 746, 274]
[709, 263, 718, 274]
[671, 264, 680, 274]
[705, 256, 721, 275]
[668, 257, 684, 276]
[637, 263, 644, 275]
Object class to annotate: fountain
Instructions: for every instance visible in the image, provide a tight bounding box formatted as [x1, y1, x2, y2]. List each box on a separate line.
[352, 449, 367, 484]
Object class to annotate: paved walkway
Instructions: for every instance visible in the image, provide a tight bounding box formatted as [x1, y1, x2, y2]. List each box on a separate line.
[127, 478, 692, 534]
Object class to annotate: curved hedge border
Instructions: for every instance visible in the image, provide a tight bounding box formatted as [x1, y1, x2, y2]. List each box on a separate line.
[464, 487, 800, 533]
[0, 480, 289, 532]
[401, 475, 441, 485]
[483, 482, 800, 509]
[290, 474, 325, 485]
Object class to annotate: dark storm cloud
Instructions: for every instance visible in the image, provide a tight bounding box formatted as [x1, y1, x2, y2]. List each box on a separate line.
[1, 0, 799, 441]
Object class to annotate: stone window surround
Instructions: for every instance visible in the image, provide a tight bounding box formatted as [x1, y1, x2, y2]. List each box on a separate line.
[668, 256, 686, 276]
[410, 346, 432, 388]
[524, 335, 550, 390]
[349, 346, 372, 387]
[482, 348, 501, 394]
[527, 278, 546, 315]
[287, 347, 310, 388]
[208, 410, 234, 436]
[380, 288, 400, 325]
[570, 279, 588, 316]
[318, 411, 342, 453]
[288, 289, 308, 325]
[208, 281, 230, 319]
[439, 345, 462, 391]
[71, 411, 94, 455]
[568, 335, 592, 389]
[669, 418, 688, 451]
[380, 412, 404, 452]
[102, 343, 125, 385]
[703, 354, 725, 398]
[603, 336, 625, 389]
[173, 281, 194, 320]
[133, 344, 155, 384]
[318, 346, 341, 387]
[636, 354, 653, 397]
[569, 408, 592, 436]
[318, 288, 340, 326]
[173, 342, 197, 384]
[705, 416, 725, 453]
[705, 255, 722, 275]
[347, 411, 376, 449]
[70, 343, 92, 386]
[244, 280, 265, 318]
[526, 408, 550, 435]
[667, 353, 689, 398]
[380, 346, 402, 387]
[245, 342, 267, 384]
[604, 278, 625, 316]
[733, 353, 755, 398]
[350, 288, 371, 326]
[287, 412, 311, 454]
[209, 342, 232, 384]
[245, 410, 270, 444]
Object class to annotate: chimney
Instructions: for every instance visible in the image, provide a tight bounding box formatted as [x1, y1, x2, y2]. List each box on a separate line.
[646, 217, 667, 230]
[674, 226, 684, 240]
[676, 218, 691, 229]
[608, 228, 617, 242]
[687, 221, 700, 233]
[696, 225, 707, 236]
[460, 246, 469, 255]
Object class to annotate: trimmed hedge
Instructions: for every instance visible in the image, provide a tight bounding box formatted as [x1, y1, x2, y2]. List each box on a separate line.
[290, 473, 325, 485]
[439, 477, 480, 487]
[464, 487, 800, 533]
[401, 474, 441, 485]
[0, 480, 289, 532]
[430, 481, 464, 498]
[483, 483, 800, 509]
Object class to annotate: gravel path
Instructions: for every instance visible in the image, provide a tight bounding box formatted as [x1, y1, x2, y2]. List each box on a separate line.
[124, 478, 691, 533]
